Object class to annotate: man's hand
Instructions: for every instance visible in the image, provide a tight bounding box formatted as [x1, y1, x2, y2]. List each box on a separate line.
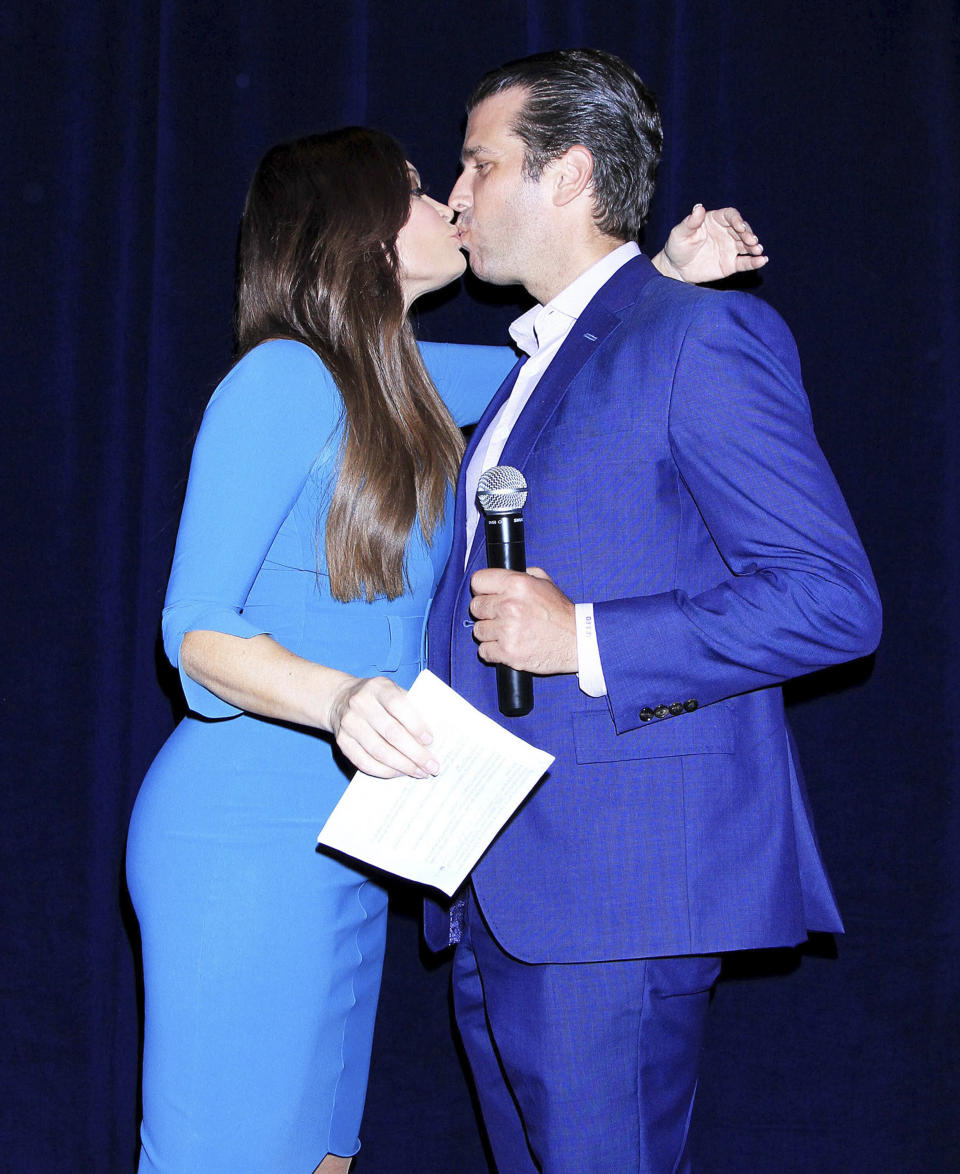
[654, 204, 768, 283]
[469, 567, 578, 675]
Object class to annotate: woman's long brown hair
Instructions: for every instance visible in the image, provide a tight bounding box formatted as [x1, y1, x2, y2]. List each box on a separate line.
[235, 128, 464, 601]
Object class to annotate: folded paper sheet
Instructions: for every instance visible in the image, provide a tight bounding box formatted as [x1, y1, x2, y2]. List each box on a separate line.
[317, 670, 554, 896]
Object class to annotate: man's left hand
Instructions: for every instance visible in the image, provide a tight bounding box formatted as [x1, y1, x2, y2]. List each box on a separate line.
[469, 567, 578, 675]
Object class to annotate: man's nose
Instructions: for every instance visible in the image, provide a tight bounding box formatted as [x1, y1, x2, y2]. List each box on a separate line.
[448, 173, 471, 211]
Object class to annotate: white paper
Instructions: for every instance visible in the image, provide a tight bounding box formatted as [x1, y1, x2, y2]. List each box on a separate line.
[317, 670, 553, 897]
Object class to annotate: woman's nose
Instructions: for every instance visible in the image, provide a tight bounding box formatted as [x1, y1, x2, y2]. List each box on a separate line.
[427, 195, 455, 222]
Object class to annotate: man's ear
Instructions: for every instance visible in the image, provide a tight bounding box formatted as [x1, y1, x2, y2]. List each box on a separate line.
[549, 145, 594, 207]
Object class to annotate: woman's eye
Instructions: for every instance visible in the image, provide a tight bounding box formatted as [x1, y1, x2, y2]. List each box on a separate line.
[411, 186, 426, 197]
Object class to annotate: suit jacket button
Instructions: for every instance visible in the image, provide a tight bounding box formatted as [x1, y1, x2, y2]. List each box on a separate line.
[684, 698, 698, 712]
[639, 707, 655, 722]
[654, 705, 670, 719]
[669, 702, 684, 716]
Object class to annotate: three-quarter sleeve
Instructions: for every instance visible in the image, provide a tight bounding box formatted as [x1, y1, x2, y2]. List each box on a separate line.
[162, 340, 342, 717]
[420, 341, 516, 427]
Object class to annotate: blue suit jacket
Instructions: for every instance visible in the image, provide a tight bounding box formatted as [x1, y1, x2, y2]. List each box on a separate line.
[426, 255, 881, 964]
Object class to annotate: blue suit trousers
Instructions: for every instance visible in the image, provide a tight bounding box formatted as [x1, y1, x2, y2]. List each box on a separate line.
[452, 891, 721, 1173]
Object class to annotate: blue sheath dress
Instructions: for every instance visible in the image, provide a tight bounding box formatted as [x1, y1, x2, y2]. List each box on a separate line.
[126, 338, 513, 1173]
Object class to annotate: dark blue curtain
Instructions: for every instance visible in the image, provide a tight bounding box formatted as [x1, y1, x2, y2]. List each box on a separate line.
[3, 1, 956, 1169]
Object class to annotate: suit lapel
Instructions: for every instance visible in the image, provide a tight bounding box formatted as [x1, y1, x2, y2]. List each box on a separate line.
[498, 255, 659, 480]
[459, 254, 661, 573]
[451, 356, 525, 570]
[432, 355, 526, 630]
[496, 306, 620, 476]
[456, 315, 619, 575]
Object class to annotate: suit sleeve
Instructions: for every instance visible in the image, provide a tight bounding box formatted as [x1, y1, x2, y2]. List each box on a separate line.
[161, 340, 342, 718]
[419, 341, 517, 426]
[594, 294, 882, 734]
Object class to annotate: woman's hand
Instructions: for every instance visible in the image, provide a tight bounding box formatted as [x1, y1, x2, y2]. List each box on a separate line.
[179, 631, 439, 780]
[328, 675, 439, 779]
[653, 205, 768, 283]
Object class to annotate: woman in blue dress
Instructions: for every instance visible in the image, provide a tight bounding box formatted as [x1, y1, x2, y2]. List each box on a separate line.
[126, 126, 766, 1173]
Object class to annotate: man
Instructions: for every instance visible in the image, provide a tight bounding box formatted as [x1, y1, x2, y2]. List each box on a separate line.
[425, 49, 881, 1173]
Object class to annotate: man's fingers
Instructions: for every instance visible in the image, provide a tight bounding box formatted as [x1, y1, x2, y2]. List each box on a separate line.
[470, 568, 526, 620]
[474, 637, 499, 665]
[471, 566, 519, 595]
[471, 567, 551, 597]
[471, 618, 501, 646]
[471, 588, 528, 625]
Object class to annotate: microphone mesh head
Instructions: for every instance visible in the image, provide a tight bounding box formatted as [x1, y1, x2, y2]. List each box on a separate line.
[477, 466, 528, 515]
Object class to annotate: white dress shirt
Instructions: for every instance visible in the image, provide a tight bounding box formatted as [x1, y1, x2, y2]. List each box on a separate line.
[465, 241, 642, 697]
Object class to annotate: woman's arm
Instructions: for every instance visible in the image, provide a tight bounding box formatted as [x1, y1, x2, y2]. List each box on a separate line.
[421, 340, 517, 428]
[164, 339, 438, 778]
[181, 630, 439, 778]
[651, 205, 768, 283]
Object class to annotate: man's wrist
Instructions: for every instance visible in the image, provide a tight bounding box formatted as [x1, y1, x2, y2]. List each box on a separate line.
[574, 603, 608, 697]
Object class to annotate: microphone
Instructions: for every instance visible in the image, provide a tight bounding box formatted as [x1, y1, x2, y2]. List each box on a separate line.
[476, 466, 534, 717]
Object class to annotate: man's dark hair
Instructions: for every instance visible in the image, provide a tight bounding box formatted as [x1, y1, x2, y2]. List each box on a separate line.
[467, 48, 663, 241]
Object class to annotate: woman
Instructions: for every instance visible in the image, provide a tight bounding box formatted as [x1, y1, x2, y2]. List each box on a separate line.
[126, 127, 765, 1173]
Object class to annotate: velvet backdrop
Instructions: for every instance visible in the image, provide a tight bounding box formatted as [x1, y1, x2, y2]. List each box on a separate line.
[2, 1, 956, 1169]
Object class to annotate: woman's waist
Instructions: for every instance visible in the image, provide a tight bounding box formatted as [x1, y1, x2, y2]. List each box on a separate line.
[242, 601, 429, 677]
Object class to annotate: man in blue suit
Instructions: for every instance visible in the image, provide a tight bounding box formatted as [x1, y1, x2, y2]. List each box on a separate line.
[426, 49, 881, 1172]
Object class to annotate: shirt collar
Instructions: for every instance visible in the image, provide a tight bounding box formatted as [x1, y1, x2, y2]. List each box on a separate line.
[508, 241, 641, 357]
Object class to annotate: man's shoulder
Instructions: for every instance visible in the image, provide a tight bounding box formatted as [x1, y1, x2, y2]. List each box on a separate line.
[614, 271, 792, 344]
[585, 273, 802, 387]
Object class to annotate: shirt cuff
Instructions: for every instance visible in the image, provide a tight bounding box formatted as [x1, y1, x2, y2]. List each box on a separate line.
[575, 602, 608, 697]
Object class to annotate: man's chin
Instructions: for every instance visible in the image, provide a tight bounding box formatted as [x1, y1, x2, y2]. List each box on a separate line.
[467, 254, 513, 287]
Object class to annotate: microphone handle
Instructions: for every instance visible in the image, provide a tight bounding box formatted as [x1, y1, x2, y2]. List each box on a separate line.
[483, 513, 534, 717]
[495, 662, 533, 718]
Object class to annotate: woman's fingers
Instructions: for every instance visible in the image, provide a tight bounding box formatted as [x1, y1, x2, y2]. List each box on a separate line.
[331, 676, 439, 778]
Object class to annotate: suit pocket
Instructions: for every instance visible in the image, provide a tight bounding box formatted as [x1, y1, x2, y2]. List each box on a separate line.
[572, 704, 734, 764]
